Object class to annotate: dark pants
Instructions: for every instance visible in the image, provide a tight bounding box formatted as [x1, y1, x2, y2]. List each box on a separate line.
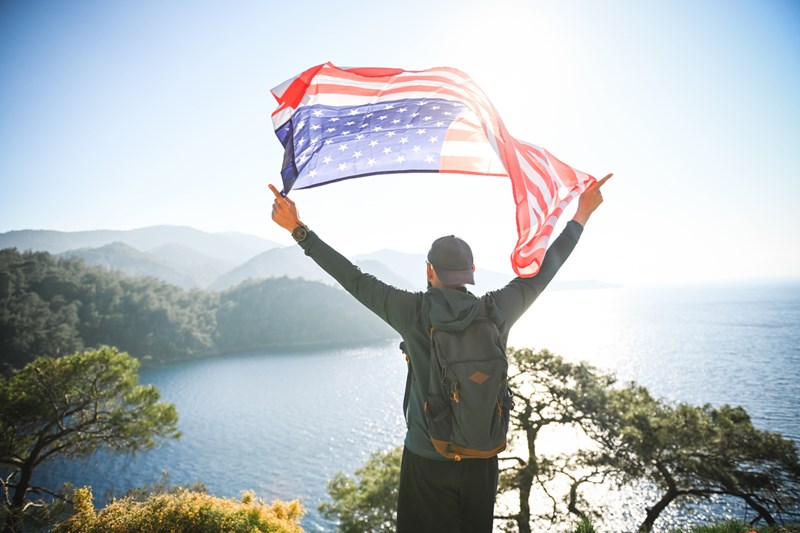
[396, 447, 499, 533]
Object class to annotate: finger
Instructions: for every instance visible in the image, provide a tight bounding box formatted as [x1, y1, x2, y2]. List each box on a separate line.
[597, 173, 613, 187]
[268, 184, 285, 199]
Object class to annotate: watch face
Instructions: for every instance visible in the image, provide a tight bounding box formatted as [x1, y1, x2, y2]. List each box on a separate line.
[292, 226, 308, 242]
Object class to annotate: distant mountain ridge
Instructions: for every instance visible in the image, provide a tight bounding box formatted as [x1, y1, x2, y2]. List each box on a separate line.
[1, 226, 617, 292]
[0, 225, 278, 265]
[59, 242, 198, 289]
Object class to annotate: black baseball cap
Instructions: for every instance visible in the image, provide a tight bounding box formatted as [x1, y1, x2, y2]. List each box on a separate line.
[427, 235, 475, 286]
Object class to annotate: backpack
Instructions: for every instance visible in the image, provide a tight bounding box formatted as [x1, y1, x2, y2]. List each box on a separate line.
[401, 298, 514, 461]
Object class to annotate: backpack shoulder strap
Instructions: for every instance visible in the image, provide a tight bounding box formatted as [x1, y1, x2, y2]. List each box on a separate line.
[399, 341, 412, 427]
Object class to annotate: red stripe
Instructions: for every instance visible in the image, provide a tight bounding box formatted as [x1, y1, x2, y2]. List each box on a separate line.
[343, 66, 407, 78]
[275, 63, 327, 108]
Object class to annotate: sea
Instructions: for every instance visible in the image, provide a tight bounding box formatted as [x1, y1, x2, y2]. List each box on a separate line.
[34, 280, 800, 532]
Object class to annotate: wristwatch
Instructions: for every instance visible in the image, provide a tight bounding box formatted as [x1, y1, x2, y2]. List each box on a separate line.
[291, 224, 309, 243]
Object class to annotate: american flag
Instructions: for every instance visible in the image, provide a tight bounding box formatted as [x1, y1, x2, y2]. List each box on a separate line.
[271, 62, 595, 277]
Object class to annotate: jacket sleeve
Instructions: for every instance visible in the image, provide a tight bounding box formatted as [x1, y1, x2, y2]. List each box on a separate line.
[298, 231, 421, 333]
[488, 220, 584, 327]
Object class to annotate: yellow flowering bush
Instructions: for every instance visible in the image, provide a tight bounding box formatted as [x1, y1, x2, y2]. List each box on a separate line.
[55, 486, 305, 533]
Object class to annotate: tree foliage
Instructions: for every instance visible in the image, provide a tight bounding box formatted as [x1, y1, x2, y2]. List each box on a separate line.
[318, 447, 402, 533]
[498, 347, 616, 533]
[605, 386, 800, 531]
[54, 486, 305, 533]
[0, 347, 180, 533]
[0, 248, 392, 370]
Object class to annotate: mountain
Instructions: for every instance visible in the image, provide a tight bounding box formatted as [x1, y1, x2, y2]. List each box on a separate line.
[147, 243, 235, 288]
[2, 226, 618, 292]
[0, 225, 279, 265]
[209, 246, 328, 291]
[208, 245, 420, 292]
[58, 242, 198, 289]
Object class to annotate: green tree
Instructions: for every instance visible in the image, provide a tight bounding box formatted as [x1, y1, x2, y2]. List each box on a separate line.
[498, 347, 616, 533]
[0, 347, 180, 533]
[602, 385, 800, 531]
[319, 447, 402, 533]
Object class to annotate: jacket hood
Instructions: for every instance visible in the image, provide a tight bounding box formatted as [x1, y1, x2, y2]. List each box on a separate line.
[425, 287, 480, 332]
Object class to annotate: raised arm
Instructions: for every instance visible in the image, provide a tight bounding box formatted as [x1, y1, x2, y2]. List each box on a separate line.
[489, 173, 613, 326]
[268, 184, 420, 332]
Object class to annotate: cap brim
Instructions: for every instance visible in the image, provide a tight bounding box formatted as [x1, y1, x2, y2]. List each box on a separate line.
[437, 268, 475, 286]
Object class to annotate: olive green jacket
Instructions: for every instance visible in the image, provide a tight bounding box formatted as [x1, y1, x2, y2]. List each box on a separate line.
[298, 221, 583, 459]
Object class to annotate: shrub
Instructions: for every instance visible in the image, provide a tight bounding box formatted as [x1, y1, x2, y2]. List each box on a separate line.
[54, 486, 305, 533]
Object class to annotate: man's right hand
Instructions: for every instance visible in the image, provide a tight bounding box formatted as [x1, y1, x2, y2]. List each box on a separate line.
[572, 173, 612, 226]
[269, 184, 304, 233]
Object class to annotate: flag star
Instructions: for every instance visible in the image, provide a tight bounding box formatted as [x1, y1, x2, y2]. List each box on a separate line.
[311, 124, 321, 130]
[404, 124, 412, 129]
[369, 140, 379, 147]
[443, 111, 452, 116]
[310, 137, 319, 145]
[360, 124, 369, 129]
[338, 163, 348, 171]
[298, 154, 308, 163]
[419, 100, 427, 105]
[435, 121, 445, 127]
[416, 129, 426, 135]
[386, 131, 397, 137]
[323, 155, 333, 164]
[309, 169, 318, 177]
[297, 138, 306, 146]
[429, 135, 439, 143]
[378, 115, 388, 120]
[382, 147, 392, 154]
[338, 143, 349, 152]
[423, 116, 432, 121]
[345, 121, 355, 126]
[341, 130, 350, 135]
[329, 117, 340, 122]
[355, 133, 365, 140]
[313, 110, 324, 117]
[348, 109, 360, 115]
[431, 105, 440, 110]
[425, 155, 435, 163]
[395, 155, 406, 163]
[366, 158, 377, 166]
[384, 104, 394, 109]
[365, 113, 374, 118]
[326, 127, 336, 133]
[410, 112, 420, 118]
[324, 139, 334, 145]
[399, 137, 409, 144]
[412, 145, 422, 153]
[392, 119, 401, 124]
[353, 150, 363, 159]
[398, 107, 407, 113]
[373, 126, 383, 132]
[297, 120, 306, 129]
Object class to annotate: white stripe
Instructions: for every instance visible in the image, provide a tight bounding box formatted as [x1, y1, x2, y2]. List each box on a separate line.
[516, 154, 552, 218]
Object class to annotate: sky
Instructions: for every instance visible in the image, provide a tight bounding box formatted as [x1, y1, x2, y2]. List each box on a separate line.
[1, 0, 798, 286]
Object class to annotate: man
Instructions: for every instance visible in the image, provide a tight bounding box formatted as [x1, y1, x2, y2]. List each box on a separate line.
[269, 174, 611, 532]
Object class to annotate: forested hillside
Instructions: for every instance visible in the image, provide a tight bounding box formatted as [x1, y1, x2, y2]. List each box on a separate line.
[0, 248, 394, 370]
